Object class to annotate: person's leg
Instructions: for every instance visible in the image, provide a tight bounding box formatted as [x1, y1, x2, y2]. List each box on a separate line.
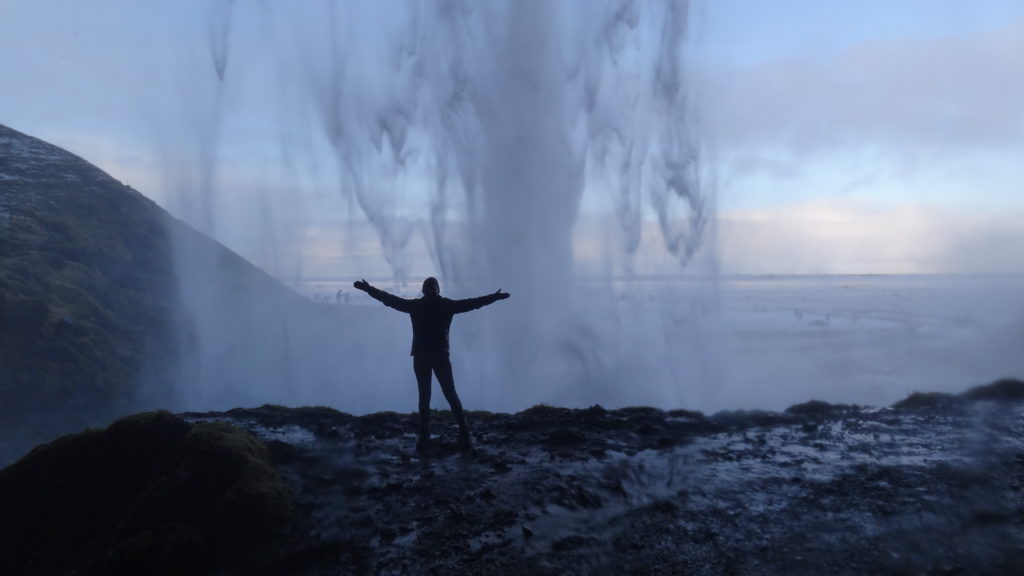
[433, 356, 470, 447]
[413, 356, 433, 445]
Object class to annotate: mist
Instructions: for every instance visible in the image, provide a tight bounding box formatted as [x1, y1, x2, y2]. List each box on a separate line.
[62, 0, 1021, 415]
[154, 0, 718, 415]
[5, 3, 1024, 571]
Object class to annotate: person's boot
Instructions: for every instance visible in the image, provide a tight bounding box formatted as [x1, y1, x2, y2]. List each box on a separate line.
[417, 408, 431, 454]
[416, 434, 431, 454]
[453, 409, 471, 451]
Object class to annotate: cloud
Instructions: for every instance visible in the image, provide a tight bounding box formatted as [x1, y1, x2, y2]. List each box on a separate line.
[697, 18, 1024, 162]
[717, 199, 1024, 274]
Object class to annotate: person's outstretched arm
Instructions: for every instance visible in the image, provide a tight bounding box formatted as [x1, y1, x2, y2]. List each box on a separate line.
[450, 289, 510, 314]
[353, 279, 415, 313]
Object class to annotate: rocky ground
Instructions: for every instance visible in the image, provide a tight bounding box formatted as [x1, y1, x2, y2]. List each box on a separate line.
[186, 379, 1024, 575]
[3, 380, 1023, 575]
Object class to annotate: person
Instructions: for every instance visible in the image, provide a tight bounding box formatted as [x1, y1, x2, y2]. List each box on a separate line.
[353, 276, 510, 452]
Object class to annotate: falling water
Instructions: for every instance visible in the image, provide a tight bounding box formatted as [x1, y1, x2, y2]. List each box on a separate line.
[166, 0, 716, 413]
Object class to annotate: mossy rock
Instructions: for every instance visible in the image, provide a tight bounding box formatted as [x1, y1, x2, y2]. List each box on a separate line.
[0, 411, 292, 576]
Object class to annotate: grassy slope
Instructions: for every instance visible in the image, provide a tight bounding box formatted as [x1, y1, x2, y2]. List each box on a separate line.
[0, 123, 304, 462]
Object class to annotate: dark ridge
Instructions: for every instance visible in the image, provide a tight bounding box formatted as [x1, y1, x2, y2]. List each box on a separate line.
[518, 404, 576, 419]
[710, 409, 787, 429]
[785, 399, 856, 416]
[616, 406, 666, 417]
[960, 378, 1024, 403]
[667, 408, 706, 420]
[891, 378, 1024, 410]
[891, 391, 956, 410]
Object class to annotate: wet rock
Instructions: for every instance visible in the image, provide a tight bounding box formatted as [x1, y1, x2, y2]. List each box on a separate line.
[551, 534, 598, 552]
[6, 380, 1024, 575]
[378, 527, 397, 544]
[266, 438, 304, 463]
[544, 428, 586, 447]
[555, 483, 604, 510]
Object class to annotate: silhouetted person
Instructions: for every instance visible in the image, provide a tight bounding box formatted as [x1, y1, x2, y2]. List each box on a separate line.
[353, 277, 510, 452]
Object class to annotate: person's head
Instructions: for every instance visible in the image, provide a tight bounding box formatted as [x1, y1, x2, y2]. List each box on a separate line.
[422, 277, 440, 298]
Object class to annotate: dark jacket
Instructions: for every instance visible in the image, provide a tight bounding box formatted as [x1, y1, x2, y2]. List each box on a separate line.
[363, 286, 502, 357]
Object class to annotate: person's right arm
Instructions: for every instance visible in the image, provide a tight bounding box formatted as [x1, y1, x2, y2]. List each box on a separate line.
[353, 279, 415, 313]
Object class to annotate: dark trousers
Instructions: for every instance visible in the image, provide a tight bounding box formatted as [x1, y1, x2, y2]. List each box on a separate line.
[413, 354, 468, 441]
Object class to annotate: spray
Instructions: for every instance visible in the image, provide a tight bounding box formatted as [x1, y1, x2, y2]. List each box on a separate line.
[167, 0, 716, 413]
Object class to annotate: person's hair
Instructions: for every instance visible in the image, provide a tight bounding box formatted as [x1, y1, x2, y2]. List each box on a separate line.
[422, 277, 440, 297]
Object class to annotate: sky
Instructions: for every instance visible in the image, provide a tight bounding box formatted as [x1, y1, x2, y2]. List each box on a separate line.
[1, 0, 1022, 275]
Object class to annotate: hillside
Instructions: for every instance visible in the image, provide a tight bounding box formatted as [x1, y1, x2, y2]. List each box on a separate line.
[0, 123, 305, 463]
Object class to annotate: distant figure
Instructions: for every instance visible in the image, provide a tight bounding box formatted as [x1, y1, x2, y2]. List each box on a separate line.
[354, 277, 510, 452]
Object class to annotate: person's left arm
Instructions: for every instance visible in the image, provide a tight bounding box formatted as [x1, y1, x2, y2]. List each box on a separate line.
[450, 289, 510, 314]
